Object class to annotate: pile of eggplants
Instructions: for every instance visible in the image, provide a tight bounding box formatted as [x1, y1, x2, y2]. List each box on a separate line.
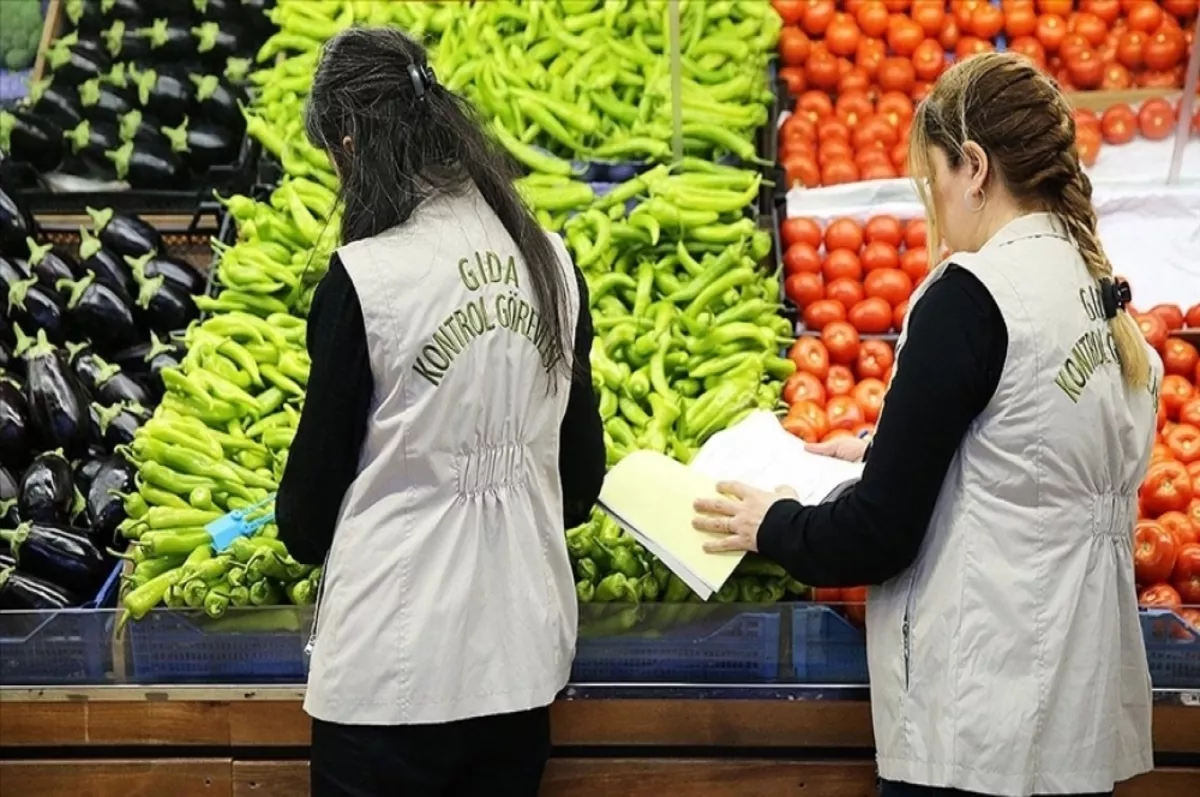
[0, 0, 275, 191]
[0, 200, 200, 612]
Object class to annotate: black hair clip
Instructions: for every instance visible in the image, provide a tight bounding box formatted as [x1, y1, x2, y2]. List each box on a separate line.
[1099, 277, 1132, 320]
[407, 62, 437, 101]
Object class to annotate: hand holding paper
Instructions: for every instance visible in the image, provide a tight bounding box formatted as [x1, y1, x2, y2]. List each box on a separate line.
[693, 481, 799, 554]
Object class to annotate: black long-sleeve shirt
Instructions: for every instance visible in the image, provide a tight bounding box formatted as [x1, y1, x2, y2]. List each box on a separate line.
[276, 254, 605, 566]
[757, 266, 1009, 588]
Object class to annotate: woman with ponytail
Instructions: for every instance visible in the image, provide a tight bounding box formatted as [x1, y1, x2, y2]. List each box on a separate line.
[693, 51, 1159, 797]
[273, 27, 605, 797]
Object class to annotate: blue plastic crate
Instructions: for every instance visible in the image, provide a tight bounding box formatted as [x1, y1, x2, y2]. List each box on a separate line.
[792, 604, 868, 684]
[127, 607, 310, 685]
[571, 604, 781, 683]
[1140, 608, 1200, 690]
[0, 562, 122, 685]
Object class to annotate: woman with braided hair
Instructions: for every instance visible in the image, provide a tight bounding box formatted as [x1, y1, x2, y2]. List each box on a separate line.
[693, 52, 1159, 796]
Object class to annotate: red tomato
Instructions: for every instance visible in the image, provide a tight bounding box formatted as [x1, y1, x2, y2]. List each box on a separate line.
[1174, 543, 1200, 605]
[1117, 30, 1147, 69]
[1187, 304, 1200, 329]
[788, 337, 831, 381]
[782, 414, 821, 442]
[788, 399, 830, 441]
[797, 91, 835, 122]
[878, 57, 917, 94]
[968, 3, 1004, 38]
[826, 395, 866, 432]
[849, 297, 894, 334]
[892, 300, 908, 333]
[1100, 103, 1137, 145]
[1136, 312, 1169, 351]
[912, 2, 946, 36]
[826, 277, 866, 312]
[1139, 583, 1182, 612]
[853, 377, 887, 423]
[784, 242, 823, 275]
[779, 27, 812, 66]
[864, 215, 903, 247]
[1163, 337, 1199, 376]
[1158, 510, 1199, 549]
[1067, 49, 1104, 90]
[773, 0, 806, 25]
[782, 370, 827, 407]
[802, 0, 836, 34]
[1162, 374, 1194, 420]
[1180, 607, 1200, 633]
[823, 248, 864, 282]
[782, 217, 824, 249]
[785, 272, 825, 308]
[783, 152, 821, 188]
[778, 66, 806, 95]
[1151, 304, 1186, 331]
[1101, 62, 1132, 90]
[1179, 398, 1200, 428]
[887, 17, 924, 56]
[903, 219, 927, 249]
[900, 247, 929, 283]
[826, 14, 862, 57]
[1036, 13, 1068, 52]
[912, 38, 947, 82]
[1163, 0, 1199, 19]
[843, 585, 867, 627]
[1188, 460, 1200, 492]
[1138, 98, 1177, 141]
[1074, 125, 1101, 168]
[861, 240, 901, 272]
[1188, 499, 1200, 537]
[825, 218, 864, 252]
[803, 298, 848, 331]
[856, 339, 895, 380]
[864, 268, 914, 306]
[836, 91, 875, 127]
[1135, 521, 1179, 585]
[1142, 460, 1195, 516]
[822, 320, 862, 365]
[811, 586, 842, 604]
[825, 364, 856, 397]
[855, 1, 890, 37]
[1145, 27, 1185, 71]
[1167, 425, 1200, 465]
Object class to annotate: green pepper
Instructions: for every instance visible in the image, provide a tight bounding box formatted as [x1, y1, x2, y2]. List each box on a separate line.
[129, 437, 249, 493]
[576, 580, 596, 603]
[595, 572, 639, 603]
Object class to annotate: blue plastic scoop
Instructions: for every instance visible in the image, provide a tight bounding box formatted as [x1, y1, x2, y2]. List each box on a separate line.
[207, 493, 277, 552]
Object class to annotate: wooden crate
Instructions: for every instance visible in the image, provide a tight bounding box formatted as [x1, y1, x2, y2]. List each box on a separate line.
[30, 0, 64, 85]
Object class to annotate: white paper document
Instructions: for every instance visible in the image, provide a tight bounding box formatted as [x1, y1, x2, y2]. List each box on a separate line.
[598, 412, 864, 600]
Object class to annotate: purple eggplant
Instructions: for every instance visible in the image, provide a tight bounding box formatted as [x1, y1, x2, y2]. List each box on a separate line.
[117, 108, 165, 147]
[73, 457, 104, 493]
[85, 207, 161, 259]
[24, 239, 83, 293]
[67, 349, 150, 407]
[0, 341, 14, 375]
[101, 20, 152, 61]
[189, 74, 246, 132]
[139, 19, 197, 61]
[129, 257, 199, 334]
[77, 228, 135, 301]
[105, 138, 185, 190]
[0, 522, 108, 597]
[0, 256, 31, 308]
[19, 450, 75, 524]
[63, 119, 121, 181]
[0, 552, 13, 571]
[6, 279, 68, 343]
[0, 189, 35, 259]
[100, 0, 146, 24]
[0, 466, 18, 528]
[0, 568, 79, 611]
[130, 66, 191, 126]
[46, 33, 110, 86]
[26, 78, 85, 132]
[16, 329, 94, 459]
[94, 401, 150, 449]
[125, 251, 205, 295]
[57, 272, 141, 355]
[85, 456, 135, 541]
[0, 110, 65, 173]
[162, 116, 239, 172]
[192, 21, 248, 68]
[64, 0, 106, 33]
[0, 376, 30, 471]
[111, 333, 183, 375]
[78, 78, 135, 126]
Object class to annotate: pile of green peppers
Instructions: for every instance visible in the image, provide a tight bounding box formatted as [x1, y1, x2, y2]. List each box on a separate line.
[251, 0, 780, 167]
[114, 310, 318, 622]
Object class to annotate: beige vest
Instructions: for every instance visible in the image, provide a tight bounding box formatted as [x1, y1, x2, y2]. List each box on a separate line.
[304, 186, 580, 725]
[869, 213, 1160, 795]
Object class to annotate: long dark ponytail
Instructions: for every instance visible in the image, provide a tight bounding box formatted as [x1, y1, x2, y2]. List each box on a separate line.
[304, 27, 574, 386]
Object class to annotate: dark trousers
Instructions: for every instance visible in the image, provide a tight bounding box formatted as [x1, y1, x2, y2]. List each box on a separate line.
[881, 780, 1113, 797]
[311, 707, 551, 797]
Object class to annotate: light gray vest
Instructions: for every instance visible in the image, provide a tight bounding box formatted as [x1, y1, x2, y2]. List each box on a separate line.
[868, 213, 1160, 795]
[304, 186, 580, 725]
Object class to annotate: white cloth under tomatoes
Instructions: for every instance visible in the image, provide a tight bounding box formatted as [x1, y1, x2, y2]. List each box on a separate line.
[869, 213, 1159, 796]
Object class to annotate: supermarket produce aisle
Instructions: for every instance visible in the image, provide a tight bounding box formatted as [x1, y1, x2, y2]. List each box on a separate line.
[0, 688, 1197, 796]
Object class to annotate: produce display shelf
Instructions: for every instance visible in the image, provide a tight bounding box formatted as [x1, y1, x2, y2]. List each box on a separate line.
[1141, 609, 1200, 690]
[0, 562, 121, 686]
[791, 604, 869, 684]
[0, 134, 262, 218]
[126, 607, 312, 685]
[572, 604, 783, 684]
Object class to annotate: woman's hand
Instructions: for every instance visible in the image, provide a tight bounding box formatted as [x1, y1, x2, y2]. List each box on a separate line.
[806, 436, 870, 463]
[693, 482, 799, 554]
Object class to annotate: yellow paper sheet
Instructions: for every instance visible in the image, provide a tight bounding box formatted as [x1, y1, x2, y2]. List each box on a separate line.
[598, 450, 745, 600]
